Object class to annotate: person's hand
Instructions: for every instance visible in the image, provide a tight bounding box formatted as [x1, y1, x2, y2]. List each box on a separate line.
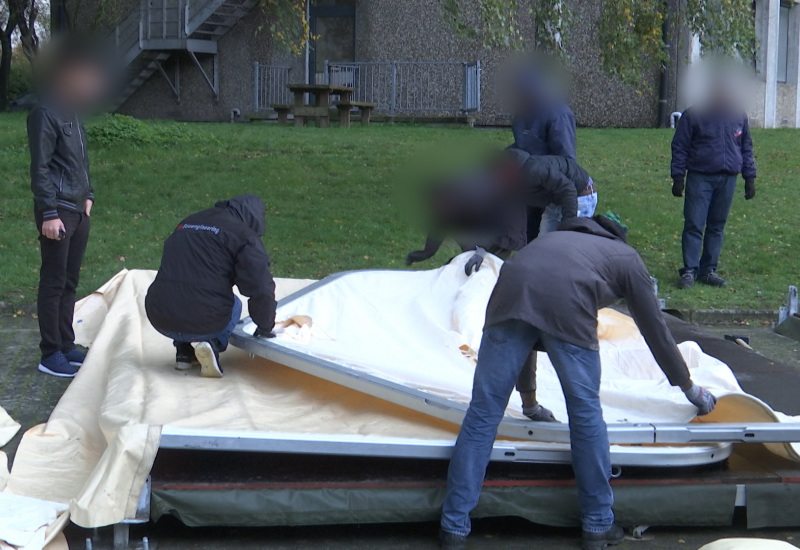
[744, 179, 756, 200]
[406, 249, 436, 266]
[672, 178, 685, 197]
[85, 199, 93, 216]
[464, 247, 486, 276]
[683, 383, 717, 416]
[41, 218, 66, 240]
[254, 327, 276, 339]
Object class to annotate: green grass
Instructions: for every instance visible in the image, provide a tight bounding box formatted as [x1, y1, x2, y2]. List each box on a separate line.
[1, 112, 798, 312]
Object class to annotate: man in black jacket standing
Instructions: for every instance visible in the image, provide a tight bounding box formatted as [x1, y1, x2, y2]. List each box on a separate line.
[28, 40, 108, 377]
[439, 216, 717, 550]
[671, 85, 756, 289]
[146, 195, 277, 378]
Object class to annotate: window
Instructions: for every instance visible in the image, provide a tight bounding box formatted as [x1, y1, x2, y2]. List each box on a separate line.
[778, 5, 790, 83]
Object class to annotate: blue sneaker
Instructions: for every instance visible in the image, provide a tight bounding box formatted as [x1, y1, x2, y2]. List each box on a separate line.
[63, 348, 87, 367]
[38, 351, 80, 378]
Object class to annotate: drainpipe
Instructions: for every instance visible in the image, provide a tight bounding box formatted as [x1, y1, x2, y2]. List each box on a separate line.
[657, 0, 675, 128]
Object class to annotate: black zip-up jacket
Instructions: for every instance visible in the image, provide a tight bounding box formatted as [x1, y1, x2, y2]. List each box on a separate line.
[671, 105, 757, 182]
[507, 150, 591, 219]
[146, 195, 277, 335]
[485, 217, 691, 387]
[28, 102, 94, 221]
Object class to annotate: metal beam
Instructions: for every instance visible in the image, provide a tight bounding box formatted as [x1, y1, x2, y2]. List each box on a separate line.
[188, 51, 219, 100]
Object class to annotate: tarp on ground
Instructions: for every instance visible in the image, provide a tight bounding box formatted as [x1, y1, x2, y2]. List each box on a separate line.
[4, 256, 800, 528]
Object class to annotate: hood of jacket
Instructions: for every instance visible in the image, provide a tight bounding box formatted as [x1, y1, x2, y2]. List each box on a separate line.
[215, 194, 266, 236]
[558, 216, 624, 242]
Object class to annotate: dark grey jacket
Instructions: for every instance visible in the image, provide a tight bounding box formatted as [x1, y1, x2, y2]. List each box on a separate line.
[28, 102, 93, 221]
[485, 217, 690, 387]
[508, 150, 591, 220]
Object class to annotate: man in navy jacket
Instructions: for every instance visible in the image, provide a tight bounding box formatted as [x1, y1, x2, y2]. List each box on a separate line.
[671, 92, 756, 289]
[509, 62, 577, 242]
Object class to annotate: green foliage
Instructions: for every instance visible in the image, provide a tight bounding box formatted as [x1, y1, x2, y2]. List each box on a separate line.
[443, 0, 758, 90]
[531, 0, 571, 57]
[259, 0, 312, 55]
[686, 0, 757, 59]
[86, 114, 199, 147]
[8, 56, 33, 99]
[598, 0, 667, 89]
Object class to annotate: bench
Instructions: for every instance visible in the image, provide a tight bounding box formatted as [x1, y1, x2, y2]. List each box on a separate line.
[334, 101, 378, 127]
[270, 104, 292, 125]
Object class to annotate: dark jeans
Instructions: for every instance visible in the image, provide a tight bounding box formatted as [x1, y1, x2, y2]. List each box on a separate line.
[156, 295, 242, 352]
[36, 209, 90, 358]
[681, 171, 737, 276]
[441, 320, 614, 536]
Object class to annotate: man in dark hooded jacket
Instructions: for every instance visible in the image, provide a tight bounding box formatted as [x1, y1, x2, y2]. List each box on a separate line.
[439, 215, 718, 550]
[146, 195, 277, 378]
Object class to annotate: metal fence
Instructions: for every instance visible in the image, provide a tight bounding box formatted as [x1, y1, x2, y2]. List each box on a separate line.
[324, 61, 481, 116]
[253, 63, 292, 111]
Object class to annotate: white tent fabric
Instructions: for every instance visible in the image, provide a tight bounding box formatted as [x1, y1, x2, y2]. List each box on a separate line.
[4, 258, 799, 529]
[699, 539, 799, 550]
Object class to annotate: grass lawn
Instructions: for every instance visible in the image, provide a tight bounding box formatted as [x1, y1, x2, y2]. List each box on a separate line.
[0, 112, 798, 312]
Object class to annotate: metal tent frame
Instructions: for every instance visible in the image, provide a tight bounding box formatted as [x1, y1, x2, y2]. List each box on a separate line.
[227, 271, 800, 463]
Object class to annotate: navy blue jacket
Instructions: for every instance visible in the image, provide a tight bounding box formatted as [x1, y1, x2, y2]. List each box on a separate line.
[510, 101, 577, 160]
[671, 106, 756, 182]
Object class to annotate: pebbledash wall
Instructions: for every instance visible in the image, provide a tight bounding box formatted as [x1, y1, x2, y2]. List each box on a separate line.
[115, 0, 666, 127]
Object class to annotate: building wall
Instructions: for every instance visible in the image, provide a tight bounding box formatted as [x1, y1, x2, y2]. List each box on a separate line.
[113, 0, 664, 126]
[354, 0, 661, 127]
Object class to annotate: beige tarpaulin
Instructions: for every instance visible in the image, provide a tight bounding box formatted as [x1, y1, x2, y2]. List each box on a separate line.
[5, 259, 800, 529]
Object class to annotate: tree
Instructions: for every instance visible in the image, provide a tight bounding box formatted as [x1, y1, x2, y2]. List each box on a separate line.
[0, 0, 42, 109]
[441, 0, 757, 88]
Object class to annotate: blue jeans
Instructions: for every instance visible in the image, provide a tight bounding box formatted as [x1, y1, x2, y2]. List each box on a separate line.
[441, 320, 614, 535]
[156, 296, 242, 351]
[540, 191, 599, 234]
[681, 171, 737, 276]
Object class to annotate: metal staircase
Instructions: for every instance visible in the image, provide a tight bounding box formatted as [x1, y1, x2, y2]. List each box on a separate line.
[110, 0, 258, 110]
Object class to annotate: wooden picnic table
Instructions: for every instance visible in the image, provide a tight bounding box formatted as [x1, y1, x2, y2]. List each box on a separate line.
[288, 84, 355, 128]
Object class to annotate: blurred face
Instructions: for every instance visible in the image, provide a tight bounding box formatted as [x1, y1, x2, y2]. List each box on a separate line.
[53, 60, 107, 110]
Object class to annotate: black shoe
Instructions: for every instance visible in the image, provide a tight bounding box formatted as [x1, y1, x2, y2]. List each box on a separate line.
[195, 341, 223, 378]
[63, 348, 87, 367]
[523, 403, 559, 423]
[581, 524, 626, 550]
[678, 271, 696, 289]
[439, 529, 467, 550]
[698, 271, 727, 287]
[175, 343, 199, 370]
[38, 351, 80, 378]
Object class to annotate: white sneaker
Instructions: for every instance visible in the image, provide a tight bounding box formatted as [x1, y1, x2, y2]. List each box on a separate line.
[194, 342, 222, 378]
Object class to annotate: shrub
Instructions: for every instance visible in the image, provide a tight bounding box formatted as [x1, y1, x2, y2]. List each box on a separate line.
[87, 114, 198, 147]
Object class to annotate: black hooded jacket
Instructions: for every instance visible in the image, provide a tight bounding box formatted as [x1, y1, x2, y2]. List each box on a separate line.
[146, 195, 277, 335]
[485, 217, 690, 387]
[506, 150, 591, 219]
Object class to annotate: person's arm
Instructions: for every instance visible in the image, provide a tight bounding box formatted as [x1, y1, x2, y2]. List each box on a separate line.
[406, 234, 443, 265]
[81, 121, 95, 212]
[234, 238, 277, 332]
[740, 116, 757, 199]
[624, 257, 691, 388]
[543, 163, 578, 219]
[670, 110, 694, 196]
[546, 109, 577, 160]
[28, 108, 60, 222]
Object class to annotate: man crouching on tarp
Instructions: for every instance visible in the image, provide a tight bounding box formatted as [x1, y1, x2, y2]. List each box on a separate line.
[145, 195, 277, 378]
[439, 215, 718, 550]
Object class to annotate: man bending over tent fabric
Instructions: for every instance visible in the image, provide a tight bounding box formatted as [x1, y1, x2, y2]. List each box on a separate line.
[439, 215, 717, 550]
[145, 194, 277, 378]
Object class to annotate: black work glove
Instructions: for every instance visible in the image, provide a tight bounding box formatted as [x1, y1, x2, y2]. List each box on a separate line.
[405, 236, 443, 266]
[254, 327, 276, 339]
[683, 383, 717, 416]
[464, 246, 486, 276]
[672, 178, 685, 197]
[744, 179, 756, 200]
